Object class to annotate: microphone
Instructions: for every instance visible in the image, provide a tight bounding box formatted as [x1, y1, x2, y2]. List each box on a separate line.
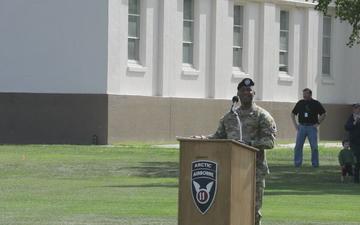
[230, 96, 239, 112]
[232, 96, 239, 103]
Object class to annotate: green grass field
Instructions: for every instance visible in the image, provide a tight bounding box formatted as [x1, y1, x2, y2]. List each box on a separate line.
[0, 143, 359, 225]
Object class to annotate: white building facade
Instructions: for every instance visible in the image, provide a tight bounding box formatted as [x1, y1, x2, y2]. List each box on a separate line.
[0, 0, 358, 144]
[109, 0, 360, 103]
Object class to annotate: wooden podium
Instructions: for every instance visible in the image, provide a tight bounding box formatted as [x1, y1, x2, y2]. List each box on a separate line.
[177, 138, 258, 225]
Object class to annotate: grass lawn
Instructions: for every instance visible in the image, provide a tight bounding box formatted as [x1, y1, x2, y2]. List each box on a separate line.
[0, 143, 359, 225]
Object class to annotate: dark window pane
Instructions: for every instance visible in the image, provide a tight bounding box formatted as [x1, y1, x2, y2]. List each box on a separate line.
[129, 0, 139, 15]
[233, 26, 243, 47]
[322, 37, 331, 56]
[323, 16, 331, 36]
[183, 43, 193, 64]
[233, 48, 243, 68]
[184, 0, 193, 20]
[322, 57, 330, 75]
[128, 38, 139, 60]
[183, 21, 193, 42]
[280, 31, 288, 51]
[234, 6, 243, 26]
[280, 10, 289, 30]
[128, 15, 139, 37]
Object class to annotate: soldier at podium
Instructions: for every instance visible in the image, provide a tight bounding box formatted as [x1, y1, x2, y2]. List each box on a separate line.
[195, 78, 277, 225]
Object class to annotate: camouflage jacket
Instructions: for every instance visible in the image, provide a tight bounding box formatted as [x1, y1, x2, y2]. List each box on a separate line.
[208, 103, 277, 177]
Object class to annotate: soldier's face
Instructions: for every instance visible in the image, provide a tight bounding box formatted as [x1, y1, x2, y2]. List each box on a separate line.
[353, 107, 360, 115]
[237, 86, 255, 104]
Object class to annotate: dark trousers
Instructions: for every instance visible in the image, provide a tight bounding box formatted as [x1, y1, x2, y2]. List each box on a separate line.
[354, 154, 360, 183]
[341, 164, 353, 176]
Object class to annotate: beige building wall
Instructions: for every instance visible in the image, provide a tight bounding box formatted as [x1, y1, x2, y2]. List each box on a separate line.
[108, 95, 351, 143]
[0, 93, 350, 144]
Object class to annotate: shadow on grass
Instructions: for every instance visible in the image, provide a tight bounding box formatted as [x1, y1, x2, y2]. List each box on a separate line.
[120, 161, 360, 195]
[266, 164, 360, 196]
[122, 161, 179, 178]
[103, 183, 178, 188]
[99, 162, 179, 189]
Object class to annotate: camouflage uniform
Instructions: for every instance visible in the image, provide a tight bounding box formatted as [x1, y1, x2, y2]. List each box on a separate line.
[208, 103, 277, 225]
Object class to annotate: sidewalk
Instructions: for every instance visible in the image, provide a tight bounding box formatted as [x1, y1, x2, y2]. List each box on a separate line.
[152, 142, 342, 149]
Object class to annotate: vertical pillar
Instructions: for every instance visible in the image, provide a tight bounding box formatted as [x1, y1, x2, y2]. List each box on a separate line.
[210, 0, 233, 99]
[303, 8, 320, 98]
[258, 3, 276, 101]
[157, 0, 182, 97]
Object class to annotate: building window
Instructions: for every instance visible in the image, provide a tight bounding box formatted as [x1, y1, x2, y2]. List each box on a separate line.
[322, 16, 331, 76]
[183, 0, 194, 65]
[128, 0, 140, 61]
[279, 10, 289, 72]
[233, 5, 244, 69]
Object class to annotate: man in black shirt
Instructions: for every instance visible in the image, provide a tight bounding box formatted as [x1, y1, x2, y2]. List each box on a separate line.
[291, 88, 326, 168]
[345, 103, 360, 183]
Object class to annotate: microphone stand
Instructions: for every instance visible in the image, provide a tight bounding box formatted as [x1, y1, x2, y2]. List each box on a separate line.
[231, 96, 243, 142]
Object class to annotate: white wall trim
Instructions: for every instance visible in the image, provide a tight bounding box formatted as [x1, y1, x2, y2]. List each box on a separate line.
[182, 64, 200, 77]
[278, 72, 294, 82]
[127, 61, 148, 73]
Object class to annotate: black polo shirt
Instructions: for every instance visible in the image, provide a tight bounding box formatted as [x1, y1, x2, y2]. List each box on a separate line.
[292, 99, 326, 124]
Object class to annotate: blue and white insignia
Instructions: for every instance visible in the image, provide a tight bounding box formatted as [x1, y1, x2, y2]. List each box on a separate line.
[244, 79, 251, 86]
[191, 160, 217, 214]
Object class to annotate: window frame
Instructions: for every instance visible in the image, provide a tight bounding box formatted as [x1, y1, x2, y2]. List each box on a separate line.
[233, 5, 244, 70]
[322, 15, 332, 77]
[128, 0, 141, 63]
[279, 10, 289, 73]
[182, 0, 194, 66]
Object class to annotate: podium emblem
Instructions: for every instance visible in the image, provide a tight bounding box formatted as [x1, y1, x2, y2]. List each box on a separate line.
[191, 160, 217, 214]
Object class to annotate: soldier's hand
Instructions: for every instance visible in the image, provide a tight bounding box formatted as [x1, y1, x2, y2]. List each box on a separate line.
[191, 135, 207, 139]
[238, 140, 251, 146]
[354, 117, 360, 124]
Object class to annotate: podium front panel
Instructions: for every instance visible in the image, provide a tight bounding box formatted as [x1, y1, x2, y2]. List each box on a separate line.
[178, 139, 256, 225]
